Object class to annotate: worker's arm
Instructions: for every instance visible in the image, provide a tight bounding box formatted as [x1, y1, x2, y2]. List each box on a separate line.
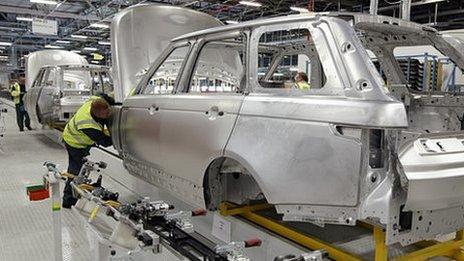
[81, 128, 113, 147]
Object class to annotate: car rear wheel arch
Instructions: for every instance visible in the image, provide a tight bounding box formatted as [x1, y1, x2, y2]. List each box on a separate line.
[202, 156, 267, 210]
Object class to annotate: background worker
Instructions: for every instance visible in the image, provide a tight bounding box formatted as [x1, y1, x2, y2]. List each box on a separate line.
[61, 94, 114, 208]
[295, 72, 310, 90]
[9, 77, 32, 132]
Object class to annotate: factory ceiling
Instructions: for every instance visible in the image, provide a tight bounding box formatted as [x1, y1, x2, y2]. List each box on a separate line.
[0, 0, 461, 72]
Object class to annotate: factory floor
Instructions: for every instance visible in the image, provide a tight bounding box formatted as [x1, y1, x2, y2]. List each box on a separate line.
[0, 106, 92, 261]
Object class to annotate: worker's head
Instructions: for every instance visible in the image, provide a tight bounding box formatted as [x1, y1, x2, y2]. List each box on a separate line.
[91, 98, 111, 119]
[295, 72, 308, 83]
[19, 76, 25, 85]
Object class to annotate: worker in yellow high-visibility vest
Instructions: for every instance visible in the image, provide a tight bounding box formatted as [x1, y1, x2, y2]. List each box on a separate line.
[61, 94, 114, 208]
[295, 72, 310, 90]
[9, 77, 32, 132]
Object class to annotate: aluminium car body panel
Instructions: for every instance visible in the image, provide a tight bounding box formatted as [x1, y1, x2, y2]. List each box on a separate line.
[110, 4, 223, 102]
[336, 13, 464, 214]
[24, 50, 89, 126]
[114, 10, 464, 246]
[25, 64, 111, 127]
[25, 50, 88, 90]
[399, 133, 464, 210]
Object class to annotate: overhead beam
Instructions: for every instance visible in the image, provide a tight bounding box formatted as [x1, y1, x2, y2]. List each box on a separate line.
[0, 5, 100, 21]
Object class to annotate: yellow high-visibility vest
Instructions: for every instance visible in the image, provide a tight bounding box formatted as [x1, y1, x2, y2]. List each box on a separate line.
[296, 81, 310, 90]
[9, 83, 21, 104]
[62, 96, 104, 149]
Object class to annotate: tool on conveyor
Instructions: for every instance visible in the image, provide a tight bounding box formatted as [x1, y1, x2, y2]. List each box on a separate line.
[114, 198, 260, 261]
[61, 159, 260, 261]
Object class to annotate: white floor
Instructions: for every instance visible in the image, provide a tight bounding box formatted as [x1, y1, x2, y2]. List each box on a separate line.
[0, 104, 91, 261]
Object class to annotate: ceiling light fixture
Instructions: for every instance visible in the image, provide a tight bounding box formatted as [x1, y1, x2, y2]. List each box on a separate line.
[83, 47, 98, 51]
[225, 20, 239, 24]
[71, 34, 88, 39]
[89, 23, 110, 29]
[98, 41, 111, 46]
[30, 0, 58, 5]
[16, 17, 34, 22]
[290, 6, 309, 13]
[412, 0, 446, 5]
[0, 42, 12, 46]
[70, 50, 81, 53]
[239, 1, 262, 7]
[56, 40, 70, 44]
[44, 44, 62, 49]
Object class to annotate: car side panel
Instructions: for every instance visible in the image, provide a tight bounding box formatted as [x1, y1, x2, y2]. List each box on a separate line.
[225, 95, 364, 206]
[157, 94, 243, 186]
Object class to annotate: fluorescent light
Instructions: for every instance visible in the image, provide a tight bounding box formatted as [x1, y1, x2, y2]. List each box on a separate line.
[44, 44, 62, 49]
[90, 60, 100, 64]
[30, 0, 58, 5]
[56, 40, 70, 44]
[83, 47, 98, 51]
[70, 50, 81, 53]
[239, 1, 262, 7]
[0, 42, 12, 46]
[98, 41, 111, 46]
[226, 20, 239, 24]
[16, 17, 33, 22]
[71, 34, 88, 39]
[290, 6, 309, 13]
[412, 0, 446, 5]
[89, 23, 109, 29]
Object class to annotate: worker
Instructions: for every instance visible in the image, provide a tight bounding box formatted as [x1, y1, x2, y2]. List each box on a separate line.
[295, 72, 310, 90]
[9, 77, 32, 132]
[61, 94, 114, 208]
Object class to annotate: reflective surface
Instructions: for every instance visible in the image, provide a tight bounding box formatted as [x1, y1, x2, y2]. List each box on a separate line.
[112, 10, 464, 246]
[24, 64, 113, 127]
[25, 50, 88, 90]
[110, 4, 222, 102]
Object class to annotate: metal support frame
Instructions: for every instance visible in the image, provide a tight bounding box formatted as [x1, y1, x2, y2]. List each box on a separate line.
[220, 202, 464, 261]
[422, 52, 429, 91]
[219, 202, 363, 261]
[43, 162, 63, 261]
[369, 0, 379, 15]
[401, 0, 411, 21]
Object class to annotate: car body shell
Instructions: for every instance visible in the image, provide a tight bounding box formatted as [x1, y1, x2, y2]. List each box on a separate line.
[110, 9, 464, 246]
[24, 64, 112, 127]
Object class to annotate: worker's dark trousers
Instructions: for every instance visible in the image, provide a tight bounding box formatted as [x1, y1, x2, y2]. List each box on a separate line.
[15, 104, 31, 131]
[62, 142, 90, 208]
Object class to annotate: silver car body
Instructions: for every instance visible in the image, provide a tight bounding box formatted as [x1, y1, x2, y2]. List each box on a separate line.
[24, 64, 113, 126]
[110, 10, 464, 246]
[25, 50, 88, 91]
[110, 4, 223, 102]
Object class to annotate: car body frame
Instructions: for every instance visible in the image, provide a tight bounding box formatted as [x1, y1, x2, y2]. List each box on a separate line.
[110, 11, 464, 246]
[25, 64, 113, 126]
